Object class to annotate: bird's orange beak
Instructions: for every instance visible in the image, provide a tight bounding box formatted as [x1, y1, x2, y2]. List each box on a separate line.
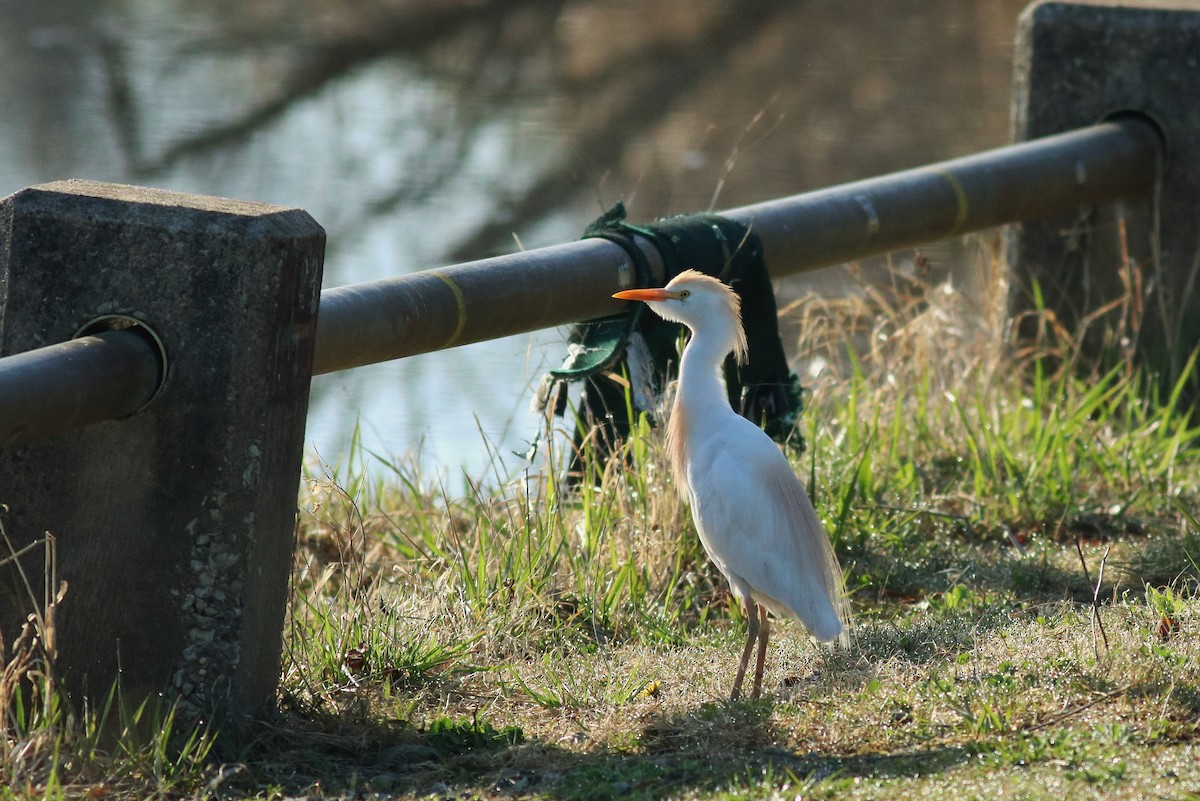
[612, 287, 676, 302]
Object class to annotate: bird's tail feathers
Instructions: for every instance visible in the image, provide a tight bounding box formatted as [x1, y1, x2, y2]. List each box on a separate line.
[773, 471, 852, 646]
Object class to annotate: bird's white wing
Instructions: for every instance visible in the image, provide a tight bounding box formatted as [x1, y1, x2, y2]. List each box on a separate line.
[686, 415, 847, 642]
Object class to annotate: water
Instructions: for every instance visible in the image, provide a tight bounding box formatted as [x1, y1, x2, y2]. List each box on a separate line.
[0, 0, 1028, 478]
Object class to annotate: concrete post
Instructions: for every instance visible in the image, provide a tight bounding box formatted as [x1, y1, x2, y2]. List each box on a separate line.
[0, 180, 325, 725]
[1010, 1, 1200, 383]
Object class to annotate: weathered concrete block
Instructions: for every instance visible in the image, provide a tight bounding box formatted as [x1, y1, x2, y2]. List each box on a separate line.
[1010, 1, 1200, 382]
[0, 180, 324, 724]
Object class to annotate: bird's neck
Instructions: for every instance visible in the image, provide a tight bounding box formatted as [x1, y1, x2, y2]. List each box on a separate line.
[675, 328, 735, 422]
[666, 326, 737, 489]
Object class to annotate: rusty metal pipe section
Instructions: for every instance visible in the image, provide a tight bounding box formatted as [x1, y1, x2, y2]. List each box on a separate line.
[312, 117, 1161, 374]
[727, 116, 1161, 272]
[313, 237, 663, 375]
[0, 329, 162, 448]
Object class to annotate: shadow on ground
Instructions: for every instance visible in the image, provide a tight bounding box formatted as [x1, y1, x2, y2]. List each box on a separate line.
[211, 690, 977, 800]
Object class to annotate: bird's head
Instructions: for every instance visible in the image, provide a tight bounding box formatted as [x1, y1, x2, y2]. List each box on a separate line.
[613, 269, 748, 364]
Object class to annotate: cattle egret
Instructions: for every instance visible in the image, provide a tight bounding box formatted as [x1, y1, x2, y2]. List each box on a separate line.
[613, 270, 848, 700]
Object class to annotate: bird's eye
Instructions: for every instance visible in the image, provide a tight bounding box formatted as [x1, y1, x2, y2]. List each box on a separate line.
[678, 290, 691, 299]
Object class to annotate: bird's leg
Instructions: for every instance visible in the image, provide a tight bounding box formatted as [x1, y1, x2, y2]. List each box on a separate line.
[751, 605, 770, 699]
[730, 599, 760, 701]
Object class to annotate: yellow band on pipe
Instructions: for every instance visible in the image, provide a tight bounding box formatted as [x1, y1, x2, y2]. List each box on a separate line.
[928, 167, 969, 234]
[432, 271, 468, 348]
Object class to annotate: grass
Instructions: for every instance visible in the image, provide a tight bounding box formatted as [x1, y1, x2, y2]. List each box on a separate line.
[0, 527, 218, 800]
[5, 247, 1200, 799]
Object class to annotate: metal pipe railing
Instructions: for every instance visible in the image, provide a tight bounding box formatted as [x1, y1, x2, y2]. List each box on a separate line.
[0, 329, 161, 448]
[724, 116, 1161, 274]
[0, 116, 1162, 442]
[311, 117, 1161, 374]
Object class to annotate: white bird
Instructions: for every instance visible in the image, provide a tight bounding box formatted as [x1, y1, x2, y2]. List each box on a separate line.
[613, 270, 848, 700]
